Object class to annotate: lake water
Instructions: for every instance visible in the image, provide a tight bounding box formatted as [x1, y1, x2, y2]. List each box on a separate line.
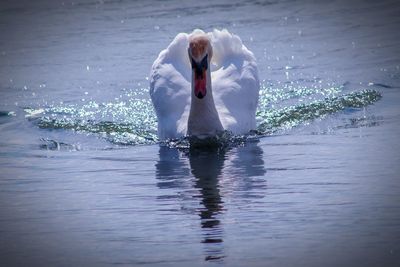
[0, 0, 400, 266]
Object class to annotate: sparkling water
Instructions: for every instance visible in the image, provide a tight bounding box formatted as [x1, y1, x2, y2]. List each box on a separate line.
[0, 0, 399, 266]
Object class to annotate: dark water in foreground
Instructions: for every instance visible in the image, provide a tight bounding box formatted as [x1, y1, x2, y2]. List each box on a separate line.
[1, 0, 400, 266]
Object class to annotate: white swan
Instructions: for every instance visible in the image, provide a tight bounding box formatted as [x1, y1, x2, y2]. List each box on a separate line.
[150, 29, 259, 140]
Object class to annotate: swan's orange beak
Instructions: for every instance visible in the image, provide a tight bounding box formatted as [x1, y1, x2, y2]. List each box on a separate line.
[190, 54, 208, 99]
[194, 69, 206, 99]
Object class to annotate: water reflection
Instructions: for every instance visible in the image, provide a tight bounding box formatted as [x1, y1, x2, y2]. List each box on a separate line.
[155, 146, 190, 189]
[189, 147, 226, 261]
[155, 141, 266, 262]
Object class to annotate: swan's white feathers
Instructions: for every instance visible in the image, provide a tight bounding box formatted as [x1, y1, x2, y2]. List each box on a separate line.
[150, 29, 259, 139]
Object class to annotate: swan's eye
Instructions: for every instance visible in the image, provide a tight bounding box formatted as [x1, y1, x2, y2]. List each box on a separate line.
[190, 56, 197, 69]
[200, 54, 208, 70]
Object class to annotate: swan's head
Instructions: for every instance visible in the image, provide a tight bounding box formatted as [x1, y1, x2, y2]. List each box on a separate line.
[188, 34, 212, 99]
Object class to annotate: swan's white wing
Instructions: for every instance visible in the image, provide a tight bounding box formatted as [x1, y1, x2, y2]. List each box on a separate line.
[150, 29, 259, 139]
[150, 33, 192, 139]
[210, 29, 260, 134]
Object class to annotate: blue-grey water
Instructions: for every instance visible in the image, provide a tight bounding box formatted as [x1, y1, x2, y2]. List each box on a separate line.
[1, 0, 400, 266]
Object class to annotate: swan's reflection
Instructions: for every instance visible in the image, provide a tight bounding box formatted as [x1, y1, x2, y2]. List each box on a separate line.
[155, 141, 266, 262]
[189, 147, 226, 261]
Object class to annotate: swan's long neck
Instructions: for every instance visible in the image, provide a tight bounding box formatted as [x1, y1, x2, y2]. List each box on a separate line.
[187, 67, 224, 137]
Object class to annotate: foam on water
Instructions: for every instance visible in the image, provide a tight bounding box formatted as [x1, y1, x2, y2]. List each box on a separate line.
[26, 87, 158, 145]
[25, 85, 382, 148]
[256, 89, 382, 134]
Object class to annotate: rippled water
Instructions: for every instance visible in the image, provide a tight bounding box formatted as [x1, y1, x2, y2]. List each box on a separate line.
[1, 0, 400, 266]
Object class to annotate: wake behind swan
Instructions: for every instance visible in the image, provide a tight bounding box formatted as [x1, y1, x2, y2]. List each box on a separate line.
[149, 29, 260, 140]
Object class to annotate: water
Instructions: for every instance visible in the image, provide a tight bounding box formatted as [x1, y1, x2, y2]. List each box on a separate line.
[1, 0, 400, 266]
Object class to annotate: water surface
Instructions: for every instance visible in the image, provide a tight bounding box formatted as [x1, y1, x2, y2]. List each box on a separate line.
[0, 0, 400, 266]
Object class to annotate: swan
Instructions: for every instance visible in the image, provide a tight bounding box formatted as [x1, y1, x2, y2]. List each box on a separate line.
[150, 29, 259, 140]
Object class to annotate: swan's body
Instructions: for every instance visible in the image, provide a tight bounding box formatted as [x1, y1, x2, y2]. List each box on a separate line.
[150, 29, 259, 140]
